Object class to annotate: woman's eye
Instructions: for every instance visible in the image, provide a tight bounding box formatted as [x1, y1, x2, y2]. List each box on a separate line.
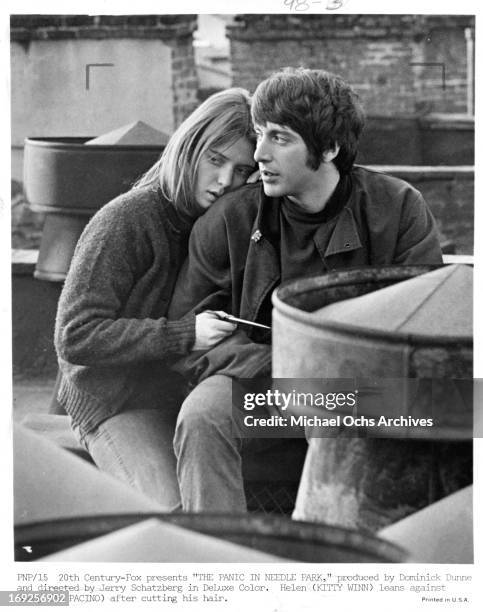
[207, 153, 223, 166]
[235, 167, 252, 178]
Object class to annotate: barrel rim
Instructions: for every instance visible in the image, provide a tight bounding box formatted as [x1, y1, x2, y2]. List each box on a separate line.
[29, 202, 97, 216]
[272, 265, 472, 347]
[14, 513, 408, 563]
[24, 136, 165, 151]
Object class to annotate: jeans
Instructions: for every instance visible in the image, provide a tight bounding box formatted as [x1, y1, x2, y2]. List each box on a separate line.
[78, 406, 181, 512]
[76, 374, 276, 514]
[173, 374, 275, 512]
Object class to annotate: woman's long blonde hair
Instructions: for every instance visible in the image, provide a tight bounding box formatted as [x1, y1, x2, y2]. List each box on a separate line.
[135, 88, 255, 218]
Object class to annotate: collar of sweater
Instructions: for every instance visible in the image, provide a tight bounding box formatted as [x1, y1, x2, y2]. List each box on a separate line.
[158, 186, 197, 237]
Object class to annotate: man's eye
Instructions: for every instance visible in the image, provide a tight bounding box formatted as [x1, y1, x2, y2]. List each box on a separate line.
[273, 134, 287, 144]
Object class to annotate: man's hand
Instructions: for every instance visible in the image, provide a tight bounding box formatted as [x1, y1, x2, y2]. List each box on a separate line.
[193, 311, 237, 351]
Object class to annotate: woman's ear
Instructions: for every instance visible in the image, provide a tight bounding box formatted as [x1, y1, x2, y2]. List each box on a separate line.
[322, 142, 340, 163]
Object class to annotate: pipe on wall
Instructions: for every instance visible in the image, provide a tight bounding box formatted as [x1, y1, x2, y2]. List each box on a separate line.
[465, 27, 474, 116]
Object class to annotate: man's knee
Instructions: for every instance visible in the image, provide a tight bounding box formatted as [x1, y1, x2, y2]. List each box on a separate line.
[174, 375, 235, 450]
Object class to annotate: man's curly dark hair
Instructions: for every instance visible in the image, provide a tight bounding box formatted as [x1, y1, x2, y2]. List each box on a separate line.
[251, 67, 365, 175]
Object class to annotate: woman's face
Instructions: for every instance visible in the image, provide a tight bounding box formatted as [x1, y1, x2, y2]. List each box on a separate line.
[194, 137, 256, 209]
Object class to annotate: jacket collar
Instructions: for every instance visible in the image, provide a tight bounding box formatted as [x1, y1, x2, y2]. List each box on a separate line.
[251, 188, 280, 245]
[250, 181, 363, 258]
[316, 206, 363, 257]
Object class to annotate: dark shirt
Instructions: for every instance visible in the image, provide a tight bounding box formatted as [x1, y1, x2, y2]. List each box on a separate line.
[279, 175, 351, 282]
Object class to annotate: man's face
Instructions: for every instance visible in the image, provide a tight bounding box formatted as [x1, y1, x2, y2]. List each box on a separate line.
[254, 122, 320, 205]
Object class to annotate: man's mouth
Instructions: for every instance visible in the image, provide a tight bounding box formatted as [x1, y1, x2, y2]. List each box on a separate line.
[261, 169, 278, 178]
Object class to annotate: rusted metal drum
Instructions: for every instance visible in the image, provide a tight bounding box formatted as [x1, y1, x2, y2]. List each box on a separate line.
[23, 137, 165, 281]
[15, 513, 407, 562]
[24, 137, 165, 212]
[272, 265, 473, 531]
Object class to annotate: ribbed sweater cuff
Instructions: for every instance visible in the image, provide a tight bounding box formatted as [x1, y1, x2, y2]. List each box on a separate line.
[165, 313, 196, 356]
[57, 375, 106, 436]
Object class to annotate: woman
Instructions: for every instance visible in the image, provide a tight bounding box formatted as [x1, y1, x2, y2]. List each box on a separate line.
[54, 88, 257, 510]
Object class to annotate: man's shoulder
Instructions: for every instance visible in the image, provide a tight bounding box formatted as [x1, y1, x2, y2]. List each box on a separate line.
[190, 183, 263, 255]
[202, 182, 263, 225]
[351, 165, 421, 199]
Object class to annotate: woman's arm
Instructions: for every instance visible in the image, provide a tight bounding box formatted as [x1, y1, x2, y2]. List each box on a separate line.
[55, 195, 234, 367]
[168, 206, 234, 320]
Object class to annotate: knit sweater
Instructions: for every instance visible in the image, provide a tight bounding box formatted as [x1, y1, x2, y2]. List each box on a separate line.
[54, 185, 196, 436]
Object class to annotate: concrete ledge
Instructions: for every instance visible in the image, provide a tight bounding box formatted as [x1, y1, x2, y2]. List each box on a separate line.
[12, 249, 38, 275]
[366, 165, 474, 180]
[443, 254, 473, 265]
[419, 113, 474, 131]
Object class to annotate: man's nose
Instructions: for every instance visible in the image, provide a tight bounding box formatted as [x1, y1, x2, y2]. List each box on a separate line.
[254, 137, 270, 163]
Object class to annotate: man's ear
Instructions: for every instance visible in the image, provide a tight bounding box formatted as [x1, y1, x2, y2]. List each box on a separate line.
[322, 142, 340, 163]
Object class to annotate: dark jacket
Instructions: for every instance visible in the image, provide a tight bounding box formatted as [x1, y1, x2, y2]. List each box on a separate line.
[168, 166, 443, 382]
[55, 185, 195, 437]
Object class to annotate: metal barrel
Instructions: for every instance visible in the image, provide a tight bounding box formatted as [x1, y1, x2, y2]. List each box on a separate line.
[23, 137, 164, 281]
[272, 266, 473, 532]
[15, 514, 407, 563]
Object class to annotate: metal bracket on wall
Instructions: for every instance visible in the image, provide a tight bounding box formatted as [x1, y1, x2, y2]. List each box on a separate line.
[85, 63, 115, 90]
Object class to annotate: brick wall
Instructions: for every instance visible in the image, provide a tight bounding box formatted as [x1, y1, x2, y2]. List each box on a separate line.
[171, 37, 199, 127]
[228, 15, 474, 115]
[10, 14, 198, 126]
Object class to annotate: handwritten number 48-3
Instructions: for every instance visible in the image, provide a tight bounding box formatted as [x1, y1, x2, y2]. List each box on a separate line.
[284, 0, 345, 10]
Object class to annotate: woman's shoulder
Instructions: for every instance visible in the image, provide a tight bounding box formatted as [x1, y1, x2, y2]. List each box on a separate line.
[104, 184, 164, 215]
[90, 185, 166, 229]
[77, 185, 169, 254]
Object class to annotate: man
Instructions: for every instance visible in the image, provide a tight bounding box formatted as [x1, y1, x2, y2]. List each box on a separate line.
[168, 67, 442, 512]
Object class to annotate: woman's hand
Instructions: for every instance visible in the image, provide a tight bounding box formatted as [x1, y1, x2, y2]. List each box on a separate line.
[193, 311, 237, 351]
